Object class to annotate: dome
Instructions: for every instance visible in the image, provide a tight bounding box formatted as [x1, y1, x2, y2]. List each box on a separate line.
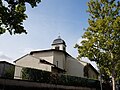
[52, 36, 66, 46]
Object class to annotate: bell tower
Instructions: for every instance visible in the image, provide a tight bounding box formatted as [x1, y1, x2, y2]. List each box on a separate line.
[51, 36, 66, 51]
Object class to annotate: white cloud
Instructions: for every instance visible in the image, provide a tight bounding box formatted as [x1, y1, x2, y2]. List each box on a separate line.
[76, 38, 83, 45]
[0, 54, 13, 64]
[22, 48, 47, 54]
[23, 48, 34, 54]
[0, 51, 4, 55]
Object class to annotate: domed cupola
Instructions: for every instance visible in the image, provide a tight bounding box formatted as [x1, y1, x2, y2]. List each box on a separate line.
[52, 36, 66, 51]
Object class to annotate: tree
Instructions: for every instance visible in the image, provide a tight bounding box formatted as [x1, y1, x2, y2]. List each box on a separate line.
[75, 0, 120, 90]
[4, 66, 15, 79]
[0, 0, 41, 35]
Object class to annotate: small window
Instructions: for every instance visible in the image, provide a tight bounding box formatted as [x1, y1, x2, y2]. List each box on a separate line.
[55, 46, 59, 50]
[63, 47, 66, 51]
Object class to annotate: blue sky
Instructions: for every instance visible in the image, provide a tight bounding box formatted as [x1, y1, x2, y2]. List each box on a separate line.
[0, 0, 91, 63]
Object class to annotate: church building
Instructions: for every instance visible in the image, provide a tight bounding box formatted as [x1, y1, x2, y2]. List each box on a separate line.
[14, 36, 99, 79]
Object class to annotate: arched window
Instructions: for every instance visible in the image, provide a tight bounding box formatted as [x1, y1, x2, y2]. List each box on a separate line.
[55, 46, 59, 50]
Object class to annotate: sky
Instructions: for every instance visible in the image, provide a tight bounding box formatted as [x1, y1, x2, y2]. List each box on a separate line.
[0, 0, 97, 68]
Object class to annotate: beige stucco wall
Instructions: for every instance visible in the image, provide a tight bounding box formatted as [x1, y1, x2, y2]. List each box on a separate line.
[15, 55, 51, 71]
[53, 51, 66, 69]
[14, 54, 51, 79]
[32, 51, 53, 64]
[66, 56, 85, 77]
[14, 66, 22, 79]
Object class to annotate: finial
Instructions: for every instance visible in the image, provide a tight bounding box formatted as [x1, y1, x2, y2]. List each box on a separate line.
[58, 33, 61, 39]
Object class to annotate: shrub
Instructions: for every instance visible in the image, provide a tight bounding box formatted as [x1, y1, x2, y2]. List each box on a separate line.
[22, 67, 100, 88]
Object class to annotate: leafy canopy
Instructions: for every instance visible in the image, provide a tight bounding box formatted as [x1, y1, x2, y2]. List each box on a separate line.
[0, 0, 41, 35]
[75, 0, 120, 81]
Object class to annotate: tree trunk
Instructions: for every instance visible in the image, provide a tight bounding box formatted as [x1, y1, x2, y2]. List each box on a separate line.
[110, 52, 116, 90]
[112, 70, 116, 90]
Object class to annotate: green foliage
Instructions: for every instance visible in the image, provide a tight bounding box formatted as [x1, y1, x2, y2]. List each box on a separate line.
[75, 0, 120, 86]
[22, 67, 100, 88]
[4, 66, 15, 79]
[0, 0, 41, 35]
[22, 67, 50, 83]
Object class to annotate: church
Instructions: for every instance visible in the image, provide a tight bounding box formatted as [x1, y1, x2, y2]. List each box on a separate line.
[14, 36, 99, 79]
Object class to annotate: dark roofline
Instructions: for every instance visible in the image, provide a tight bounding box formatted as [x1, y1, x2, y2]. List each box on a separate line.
[0, 61, 14, 66]
[32, 57, 66, 72]
[40, 59, 54, 66]
[14, 54, 29, 63]
[52, 43, 66, 46]
[39, 58, 66, 72]
[30, 49, 62, 54]
[30, 49, 71, 56]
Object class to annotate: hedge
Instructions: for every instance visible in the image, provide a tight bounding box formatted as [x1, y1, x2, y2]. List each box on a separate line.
[22, 67, 100, 88]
